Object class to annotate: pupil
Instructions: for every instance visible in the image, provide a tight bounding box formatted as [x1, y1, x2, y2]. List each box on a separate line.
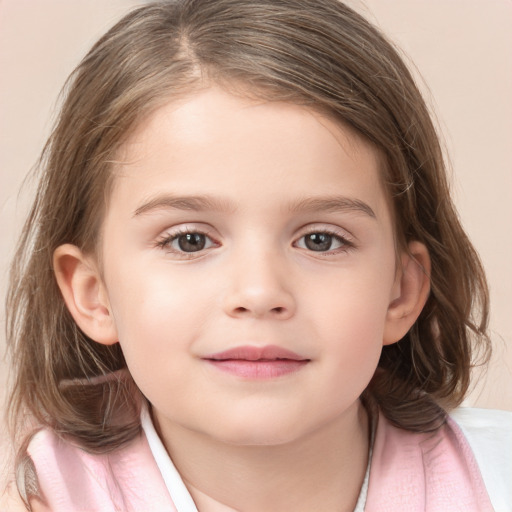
[178, 233, 206, 252]
[305, 233, 332, 251]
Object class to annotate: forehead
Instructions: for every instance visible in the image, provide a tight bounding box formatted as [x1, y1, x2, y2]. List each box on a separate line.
[109, 86, 390, 220]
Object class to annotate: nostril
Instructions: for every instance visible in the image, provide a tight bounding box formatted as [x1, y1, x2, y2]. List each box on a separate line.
[232, 305, 287, 316]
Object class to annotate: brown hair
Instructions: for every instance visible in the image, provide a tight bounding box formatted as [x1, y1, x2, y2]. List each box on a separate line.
[7, 0, 489, 466]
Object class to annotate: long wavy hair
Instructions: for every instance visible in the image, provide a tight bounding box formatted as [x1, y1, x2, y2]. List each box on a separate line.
[7, 0, 489, 486]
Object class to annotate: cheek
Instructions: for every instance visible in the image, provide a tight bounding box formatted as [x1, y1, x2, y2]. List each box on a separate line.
[108, 260, 212, 331]
[104, 266, 212, 380]
[322, 299, 385, 377]
[109, 291, 196, 407]
[308, 266, 394, 377]
[310, 262, 394, 339]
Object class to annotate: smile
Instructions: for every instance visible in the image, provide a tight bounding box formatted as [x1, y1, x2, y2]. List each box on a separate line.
[203, 345, 310, 379]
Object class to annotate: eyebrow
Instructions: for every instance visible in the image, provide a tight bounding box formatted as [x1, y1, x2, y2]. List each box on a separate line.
[133, 193, 376, 219]
[288, 196, 376, 219]
[133, 194, 235, 216]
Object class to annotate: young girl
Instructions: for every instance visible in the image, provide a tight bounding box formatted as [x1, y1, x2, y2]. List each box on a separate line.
[4, 0, 511, 510]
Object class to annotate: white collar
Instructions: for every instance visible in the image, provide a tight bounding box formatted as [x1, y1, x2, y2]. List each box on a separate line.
[141, 405, 199, 511]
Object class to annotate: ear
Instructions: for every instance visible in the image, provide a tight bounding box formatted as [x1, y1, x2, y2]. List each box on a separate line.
[53, 244, 118, 345]
[383, 241, 431, 346]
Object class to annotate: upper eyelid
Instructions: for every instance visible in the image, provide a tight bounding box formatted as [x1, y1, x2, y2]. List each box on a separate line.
[155, 223, 356, 246]
[159, 224, 352, 237]
[294, 231, 353, 248]
[155, 225, 219, 248]
[158, 224, 218, 239]
[296, 223, 355, 241]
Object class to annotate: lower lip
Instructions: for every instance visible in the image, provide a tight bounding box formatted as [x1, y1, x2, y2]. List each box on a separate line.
[205, 359, 308, 379]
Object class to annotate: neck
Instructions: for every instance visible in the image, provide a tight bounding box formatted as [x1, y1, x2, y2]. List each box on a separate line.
[154, 402, 369, 512]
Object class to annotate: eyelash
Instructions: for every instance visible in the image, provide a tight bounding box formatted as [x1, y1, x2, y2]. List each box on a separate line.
[155, 227, 219, 259]
[293, 227, 355, 255]
[155, 226, 355, 258]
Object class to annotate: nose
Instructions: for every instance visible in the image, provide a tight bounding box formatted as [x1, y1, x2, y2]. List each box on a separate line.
[222, 249, 296, 320]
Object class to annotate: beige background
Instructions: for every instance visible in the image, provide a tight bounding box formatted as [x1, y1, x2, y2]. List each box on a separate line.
[1, 0, 511, 472]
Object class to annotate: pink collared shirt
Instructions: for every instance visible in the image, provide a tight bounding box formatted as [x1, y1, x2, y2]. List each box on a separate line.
[20, 407, 511, 511]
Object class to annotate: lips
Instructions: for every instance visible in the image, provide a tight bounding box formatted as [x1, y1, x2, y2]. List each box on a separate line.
[205, 345, 306, 361]
[203, 345, 309, 379]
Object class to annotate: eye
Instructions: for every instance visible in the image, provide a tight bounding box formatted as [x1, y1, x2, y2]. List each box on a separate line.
[157, 229, 217, 254]
[174, 233, 210, 252]
[295, 231, 351, 252]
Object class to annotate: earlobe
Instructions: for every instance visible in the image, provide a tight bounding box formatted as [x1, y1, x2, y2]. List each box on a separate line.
[383, 241, 431, 346]
[53, 244, 118, 345]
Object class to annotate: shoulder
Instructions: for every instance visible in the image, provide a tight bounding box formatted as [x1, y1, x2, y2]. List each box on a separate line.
[449, 405, 512, 435]
[366, 410, 497, 511]
[449, 407, 512, 512]
[24, 427, 174, 511]
[24, 428, 122, 509]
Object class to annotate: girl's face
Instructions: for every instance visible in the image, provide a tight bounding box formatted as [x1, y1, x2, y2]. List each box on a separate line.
[95, 86, 409, 445]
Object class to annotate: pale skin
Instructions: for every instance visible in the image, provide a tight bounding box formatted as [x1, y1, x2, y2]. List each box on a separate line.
[49, 86, 430, 512]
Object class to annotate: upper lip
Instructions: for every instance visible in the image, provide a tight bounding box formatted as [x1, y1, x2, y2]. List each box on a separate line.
[204, 345, 308, 361]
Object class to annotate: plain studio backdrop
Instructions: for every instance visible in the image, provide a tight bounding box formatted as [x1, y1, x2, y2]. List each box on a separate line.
[1, 1, 511, 473]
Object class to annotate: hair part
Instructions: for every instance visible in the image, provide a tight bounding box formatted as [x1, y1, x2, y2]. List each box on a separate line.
[7, 0, 489, 467]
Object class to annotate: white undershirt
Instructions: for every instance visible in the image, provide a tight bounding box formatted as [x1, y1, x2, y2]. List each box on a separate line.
[141, 405, 372, 511]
